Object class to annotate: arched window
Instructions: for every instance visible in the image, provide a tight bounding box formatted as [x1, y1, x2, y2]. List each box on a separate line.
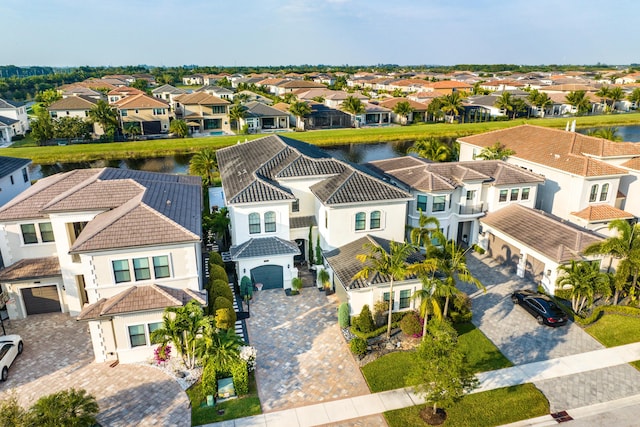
[589, 184, 598, 203]
[599, 183, 609, 202]
[355, 212, 366, 231]
[264, 211, 276, 232]
[249, 213, 261, 234]
[370, 211, 381, 229]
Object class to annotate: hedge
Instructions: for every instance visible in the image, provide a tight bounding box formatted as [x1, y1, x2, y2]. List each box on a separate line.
[338, 303, 350, 328]
[230, 359, 249, 395]
[209, 264, 228, 284]
[209, 251, 225, 269]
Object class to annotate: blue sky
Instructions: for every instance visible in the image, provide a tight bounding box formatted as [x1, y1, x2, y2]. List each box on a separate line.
[5, 0, 640, 67]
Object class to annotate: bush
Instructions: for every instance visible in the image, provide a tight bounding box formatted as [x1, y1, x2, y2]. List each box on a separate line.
[391, 311, 407, 323]
[214, 297, 236, 330]
[338, 303, 351, 328]
[350, 337, 367, 356]
[212, 279, 234, 302]
[354, 305, 376, 333]
[351, 321, 403, 340]
[450, 293, 473, 324]
[472, 244, 485, 254]
[202, 360, 218, 397]
[400, 311, 423, 337]
[209, 251, 225, 269]
[373, 299, 388, 327]
[230, 359, 249, 395]
[209, 264, 228, 284]
[240, 276, 253, 299]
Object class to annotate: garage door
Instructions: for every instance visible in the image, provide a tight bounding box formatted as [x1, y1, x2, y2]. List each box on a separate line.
[525, 254, 545, 283]
[486, 234, 520, 273]
[251, 265, 283, 290]
[21, 286, 61, 315]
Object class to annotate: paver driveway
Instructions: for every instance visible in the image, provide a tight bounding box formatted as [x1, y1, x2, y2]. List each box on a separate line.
[0, 313, 190, 427]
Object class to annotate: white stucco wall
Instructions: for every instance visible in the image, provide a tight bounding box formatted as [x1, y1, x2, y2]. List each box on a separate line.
[0, 167, 30, 208]
[619, 171, 640, 217]
[2, 279, 65, 320]
[345, 279, 421, 317]
[0, 220, 59, 267]
[112, 310, 166, 364]
[229, 202, 290, 245]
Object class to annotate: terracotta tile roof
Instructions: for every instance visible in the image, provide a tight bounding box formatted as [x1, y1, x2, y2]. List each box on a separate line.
[278, 80, 326, 89]
[430, 80, 472, 89]
[107, 87, 144, 96]
[113, 94, 169, 109]
[75, 79, 117, 91]
[458, 125, 629, 177]
[570, 204, 634, 222]
[0, 257, 60, 281]
[540, 84, 598, 92]
[481, 204, 603, 263]
[257, 78, 289, 86]
[620, 157, 640, 171]
[152, 84, 186, 95]
[48, 95, 98, 111]
[174, 92, 230, 106]
[377, 98, 428, 111]
[76, 284, 206, 320]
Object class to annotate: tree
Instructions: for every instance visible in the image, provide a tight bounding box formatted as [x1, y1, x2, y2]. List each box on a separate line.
[123, 122, 141, 140]
[353, 240, 417, 339]
[474, 141, 515, 160]
[169, 119, 189, 138]
[282, 92, 298, 104]
[30, 109, 55, 145]
[426, 97, 445, 122]
[408, 137, 452, 162]
[586, 127, 623, 141]
[189, 148, 218, 186]
[392, 101, 414, 125]
[494, 92, 515, 118]
[87, 99, 119, 135]
[407, 319, 477, 420]
[410, 211, 441, 248]
[131, 78, 150, 93]
[228, 104, 247, 132]
[556, 260, 611, 313]
[197, 320, 244, 373]
[608, 86, 625, 112]
[412, 275, 444, 339]
[531, 91, 553, 117]
[628, 88, 640, 109]
[35, 88, 61, 107]
[565, 90, 591, 116]
[54, 116, 91, 139]
[28, 388, 99, 427]
[0, 392, 26, 427]
[288, 100, 312, 130]
[342, 96, 366, 124]
[595, 85, 611, 111]
[440, 92, 464, 122]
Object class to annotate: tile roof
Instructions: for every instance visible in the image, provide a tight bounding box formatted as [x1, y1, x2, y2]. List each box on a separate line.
[76, 284, 206, 320]
[620, 157, 640, 171]
[0, 99, 24, 109]
[48, 95, 99, 111]
[290, 215, 317, 229]
[570, 204, 634, 222]
[0, 256, 60, 281]
[61, 86, 102, 97]
[107, 87, 144, 96]
[377, 98, 428, 111]
[311, 168, 411, 205]
[245, 101, 290, 118]
[278, 80, 326, 89]
[458, 125, 629, 177]
[480, 204, 604, 263]
[151, 84, 186, 95]
[174, 92, 230, 106]
[229, 237, 300, 259]
[113, 94, 169, 109]
[0, 116, 19, 126]
[0, 156, 31, 180]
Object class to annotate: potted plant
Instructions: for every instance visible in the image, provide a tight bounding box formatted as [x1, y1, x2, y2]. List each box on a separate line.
[318, 269, 332, 295]
[291, 277, 303, 295]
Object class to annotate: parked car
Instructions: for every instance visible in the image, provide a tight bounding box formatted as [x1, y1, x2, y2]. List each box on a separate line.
[511, 290, 568, 327]
[0, 335, 23, 381]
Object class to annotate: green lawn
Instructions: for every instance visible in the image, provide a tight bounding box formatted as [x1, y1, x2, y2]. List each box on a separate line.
[361, 323, 512, 392]
[186, 374, 261, 426]
[585, 314, 640, 369]
[384, 383, 549, 427]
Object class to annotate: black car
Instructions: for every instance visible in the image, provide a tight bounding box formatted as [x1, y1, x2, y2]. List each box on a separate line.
[511, 290, 568, 327]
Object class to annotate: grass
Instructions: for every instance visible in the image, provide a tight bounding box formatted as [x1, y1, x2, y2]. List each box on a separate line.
[6, 112, 640, 164]
[384, 383, 549, 427]
[186, 374, 261, 426]
[585, 314, 640, 370]
[361, 323, 512, 392]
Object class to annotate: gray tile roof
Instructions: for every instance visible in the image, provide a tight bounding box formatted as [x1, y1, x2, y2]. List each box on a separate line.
[0, 116, 19, 126]
[310, 168, 411, 205]
[0, 99, 24, 109]
[0, 156, 31, 180]
[230, 236, 300, 260]
[290, 215, 317, 229]
[151, 84, 186, 95]
[0, 256, 60, 281]
[245, 101, 290, 118]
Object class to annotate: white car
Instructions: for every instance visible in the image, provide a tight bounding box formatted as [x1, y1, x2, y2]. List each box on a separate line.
[0, 335, 23, 381]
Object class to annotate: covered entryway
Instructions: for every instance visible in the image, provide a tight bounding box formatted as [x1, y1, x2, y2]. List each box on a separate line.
[250, 265, 283, 290]
[21, 285, 61, 315]
[486, 233, 520, 273]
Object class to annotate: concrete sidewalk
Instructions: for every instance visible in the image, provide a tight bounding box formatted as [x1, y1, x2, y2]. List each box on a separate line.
[201, 342, 640, 427]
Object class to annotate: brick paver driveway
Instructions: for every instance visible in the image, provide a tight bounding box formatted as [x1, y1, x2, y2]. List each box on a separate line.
[0, 313, 189, 427]
[247, 288, 372, 414]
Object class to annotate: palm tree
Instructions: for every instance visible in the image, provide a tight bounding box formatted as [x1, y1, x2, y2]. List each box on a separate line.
[87, 99, 118, 134]
[608, 87, 625, 112]
[288, 100, 312, 130]
[407, 137, 452, 162]
[556, 260, 611, 313]
[392, 101, 414, 125]
[494, 92, 515, 119]
[189, 148, 218, 186]
[628, 88, 640, 109]
[342, 96, 366, 126]
[29, 388, 99, 427]
[595, 85, 611, 111]
[440, 93, 464, 122]
[123, 122, 141, 140]
[228, 104, 248, 132]
[169, 119, 189, 138]
[583, 219, 640, 304]
[535, 92, 553, 117]
[474, 141, 515, 160]
[586, 127, 623, 141]
[353, 240, 417, 339]
[282, 92, 298, 104]
[565, 90, 591, 116]
[411, 275, 444, 339]
[196, 320, 244, 372]
[410, 211, 441, 248]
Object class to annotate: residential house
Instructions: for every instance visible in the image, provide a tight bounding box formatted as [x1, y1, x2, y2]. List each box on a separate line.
[113, 94, 172, 134]
[464, 90, 531, 118]
[257, 78, 290, 95]
[427, 80, 473, 94]
[614, 72, 640, 84]
[0, 99, 29, 135]
[103, 74, 136, 84]
[274, 101, 351, 130]
[47, 95, 104, 135]
[60, 86, 104, 100]
[195, 85, 234, 101]
[377, 98, 428, 123]
[0, 168, 204, 364]
[275, 80, 326, 96]
[0, 117, 19, 145]
[182, 74, 206, 85]
[131, 73, 156, 86]
[240, 101, 290, 132]
[0, 156, 31, 208]
[151, 84, 187, 114]
[173, 92, 231, 134]
[346, 103, 392, 127]
[107, 87, 145, 104]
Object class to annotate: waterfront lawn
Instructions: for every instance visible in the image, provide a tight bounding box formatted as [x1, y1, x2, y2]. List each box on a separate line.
[361, 323, 512, 392]
[384, 383, 549, 427]
[585, 314, 640, 369]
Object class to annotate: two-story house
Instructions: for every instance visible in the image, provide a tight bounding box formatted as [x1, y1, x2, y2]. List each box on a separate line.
[113, 94, 172, 134]
[174, 92, 231, 134]
[0, 99, 29, 136]
[0, 168, 204, 364]
[152, 84, 187, 115]
[0, 156, 31, 209]
[47, 95, 105, 136]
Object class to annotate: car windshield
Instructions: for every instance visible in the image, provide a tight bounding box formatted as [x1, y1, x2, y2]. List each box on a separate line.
[547, 301, 564, 315]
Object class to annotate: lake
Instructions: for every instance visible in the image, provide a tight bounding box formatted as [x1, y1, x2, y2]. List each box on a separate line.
[28, 125, 640, 180]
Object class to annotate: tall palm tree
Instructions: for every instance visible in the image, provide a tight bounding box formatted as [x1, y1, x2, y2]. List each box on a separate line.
[407, 137, 452, 162]
[189, 148, 218, 186]
[565, 90, 591, 116]
[288, 100, 312, 130]
[608, 87, 625, 112]
[628, 88, 640, 109]
[410, 211, 441, 248]
[392, 101, 414, 125]
[342, 96, 366, 125]
[494, 92, 515, 119]
[440, 93, 464, 122]
[556, 260, 611, 313]
[586, 127, 622, 141]
[87, 99, 118, 134]
[353, 240, 417, 338]
[123, 122, 141, 140]
[474, 141, 515, 160]
[196, 320, 245, 372]
[583, 219, 640, 303]
[535, 92, 553, 117]
[595, 85, 611, 111]
[229, 104, 248, 132]
[411, 275, 444, 339]
[282, 92, 298, 104]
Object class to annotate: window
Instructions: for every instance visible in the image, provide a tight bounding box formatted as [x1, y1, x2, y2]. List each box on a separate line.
[264, 211, 276, 233]
[521, 187, 530, 200]
[212, 106, 227, 114]
[600, 183, 609, 201]
[112, 259, 131, 283]
[370, 211, 381, 229]
[128, 325, 146, 347]
[148, 322, 162, 335]
[325, 212, 328, 228]
[510, 188, 519, 201]
[9, 175, 14, 185]
[417, 195, 427, 212]
[466, 190, 476, 201]
[499, 189, 508, 202]
[20, 224, 38, 244]
[133, 257, 151, 281]
[39, 222, 54, 242]
[399, 289, 411, 309]
[50, 111, 58, 118]
[22, 168, 28, 182]
[383, 292, 394, 310]
[589, 184, 598, 203]
[153, 256, 170, 278]
[355, 212, 366, 231]
[152, 108, 166, 115]
[121, 110, 128, 117]
[249, 213, 261, 234]
[292, 199, 299, 212]
[432, 196, 446, 212]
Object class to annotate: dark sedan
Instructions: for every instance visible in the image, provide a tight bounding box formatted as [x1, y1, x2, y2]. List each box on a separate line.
[511, 290, 569, 327]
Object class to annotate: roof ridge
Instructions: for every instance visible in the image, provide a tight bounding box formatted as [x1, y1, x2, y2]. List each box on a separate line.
[101, 286, 138, 315]
[139, 202, 201, 241]
[42, 168, 106, 210]
[150, 284, 183, 306]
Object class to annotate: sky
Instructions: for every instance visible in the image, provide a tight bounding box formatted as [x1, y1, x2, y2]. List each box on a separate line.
[4, 0, 640, 67]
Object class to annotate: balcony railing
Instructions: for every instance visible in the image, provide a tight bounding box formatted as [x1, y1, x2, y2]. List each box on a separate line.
[457, 203, 484, 215]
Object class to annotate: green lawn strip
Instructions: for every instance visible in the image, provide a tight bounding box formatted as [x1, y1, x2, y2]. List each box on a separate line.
[384, 383, 549, 427]
[186, 374, 261, 426]
[361, 323, 512, 393]
[585, 314, 640, 370]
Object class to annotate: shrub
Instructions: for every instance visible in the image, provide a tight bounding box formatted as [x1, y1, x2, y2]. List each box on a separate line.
[472, 244, 485, 254]
[338, 303, 351, 328]
[209, 264, 228, 284]
[450, 293, 473, 324]
[350, 337, 367, 356]
[354, 305, 376, 333]
[291, 277, 303, 292]
[212, 279, 234, 302]
[373, 299, 388, 327]
[240, 276, 253, 299]
[400, 311, 423, 337]
[202, 360, 218, 397]
[214, 297, 236, 330]
[209, 251, 225, 268]
[391, 311, 407, 323]
[230, 359, 249, 395]
[351, 321, 403, 340]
